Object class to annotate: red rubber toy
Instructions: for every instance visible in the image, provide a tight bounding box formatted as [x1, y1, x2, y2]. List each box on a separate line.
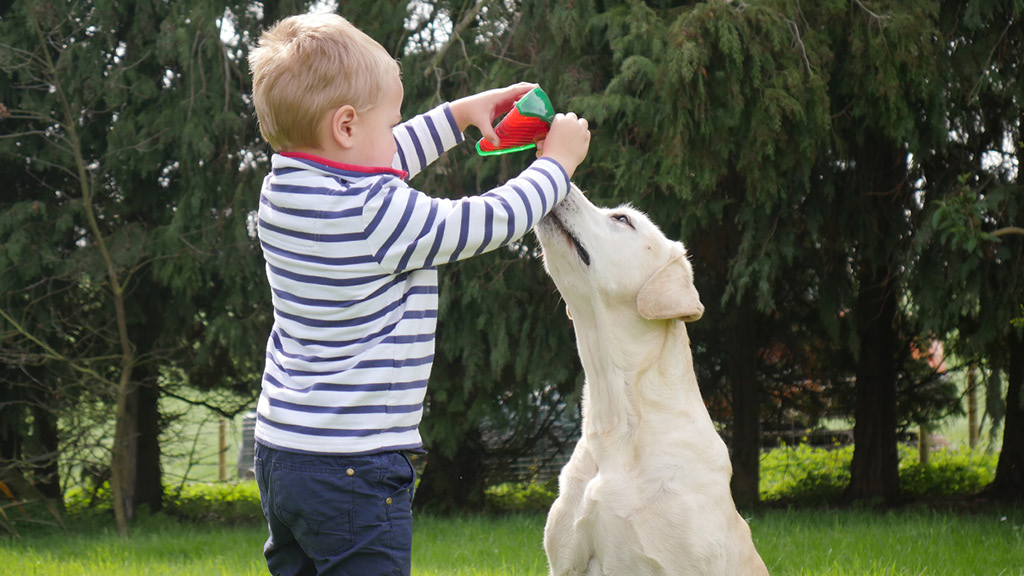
[477, 87, 556, 156]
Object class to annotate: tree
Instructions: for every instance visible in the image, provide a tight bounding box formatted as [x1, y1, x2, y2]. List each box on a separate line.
[0, 0, 270, 534]
[395, 0, 587, 511]
[911, 0, 1024, 501]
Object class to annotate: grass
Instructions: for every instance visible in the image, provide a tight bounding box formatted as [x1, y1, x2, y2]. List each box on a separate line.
[754, 506, 1024, 575]
[2, 506, 1022, 575]
[25, 379, 1013, 574]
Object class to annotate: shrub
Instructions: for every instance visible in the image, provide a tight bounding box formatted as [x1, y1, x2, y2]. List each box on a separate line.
[899, 446, 998, 498]
[64, 484, 113, 517]
[760, 443, 999, 503]
[760, 443, 853, 504]
[55, 444, 1001, 524]
[485, 482, 557, 513]
[164, 481, 263, 524]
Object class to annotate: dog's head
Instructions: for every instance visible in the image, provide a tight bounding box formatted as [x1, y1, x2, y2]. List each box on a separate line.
[535, 186, 703, 326]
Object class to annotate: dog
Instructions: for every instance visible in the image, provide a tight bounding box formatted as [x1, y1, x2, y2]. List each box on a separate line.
[536, 186, 769, 575]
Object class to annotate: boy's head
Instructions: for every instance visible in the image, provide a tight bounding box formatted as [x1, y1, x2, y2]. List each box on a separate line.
[249, 13, 400, 151]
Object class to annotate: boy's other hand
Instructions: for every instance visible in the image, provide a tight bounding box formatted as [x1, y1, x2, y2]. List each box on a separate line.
[450, 82, 539, 146]
[538, 113, 591, 179]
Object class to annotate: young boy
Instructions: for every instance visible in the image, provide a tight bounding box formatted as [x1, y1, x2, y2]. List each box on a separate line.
[247, 12, 590, 576]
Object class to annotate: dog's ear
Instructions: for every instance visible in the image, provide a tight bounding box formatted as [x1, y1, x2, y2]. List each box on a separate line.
[636, 254, 704, 322]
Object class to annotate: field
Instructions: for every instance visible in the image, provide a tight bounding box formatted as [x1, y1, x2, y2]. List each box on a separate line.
[2, 506, 1022, 575]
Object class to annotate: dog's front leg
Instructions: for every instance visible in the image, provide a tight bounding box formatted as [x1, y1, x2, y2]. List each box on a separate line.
[544, 444, 598, 576]
[544, 497, 593, 576]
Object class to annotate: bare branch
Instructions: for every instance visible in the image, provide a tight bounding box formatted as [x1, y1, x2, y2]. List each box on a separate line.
[0, 307, 115, 387]
[852, 0, 892, 25]
[786, 19, 812, 74]
[969, 18, 1015, 104]
[992, 227, 1024, 238]
[424, 0, 490, 78]
[162, 389, 259, 420]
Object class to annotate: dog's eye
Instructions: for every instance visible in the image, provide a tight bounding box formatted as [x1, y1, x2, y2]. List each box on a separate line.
[611, 214, 633, 228]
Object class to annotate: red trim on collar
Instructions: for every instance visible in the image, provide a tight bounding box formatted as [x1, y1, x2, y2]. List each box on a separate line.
[281, 151, 409, 180]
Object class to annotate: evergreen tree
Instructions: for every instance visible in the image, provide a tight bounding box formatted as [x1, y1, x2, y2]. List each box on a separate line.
[0, 0, 271, 534]
[915, 0, 1024, 501]
[395, 0, 587, 511]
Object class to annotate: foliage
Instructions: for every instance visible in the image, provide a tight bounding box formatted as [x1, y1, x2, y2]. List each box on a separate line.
[0, 0, 274, 530]
[484, 481, 557, 514]
[760, 444, 854, 504]
[899, 445, 999, 498]
[164, 482, 262, 525]
[64, 481, 265, 525]
[487, 443, 1002, 511]
[2, 0, 1023, 516]
[759, 443, 998, 503]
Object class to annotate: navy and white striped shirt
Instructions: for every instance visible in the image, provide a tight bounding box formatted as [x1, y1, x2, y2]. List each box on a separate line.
[254, 103, 570, 454]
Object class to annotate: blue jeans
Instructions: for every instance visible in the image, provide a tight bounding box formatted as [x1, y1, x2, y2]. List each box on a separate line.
[254, 443, 416, 576]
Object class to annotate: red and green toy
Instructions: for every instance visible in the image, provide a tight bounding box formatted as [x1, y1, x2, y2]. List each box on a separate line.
[476, 87, 555, 156]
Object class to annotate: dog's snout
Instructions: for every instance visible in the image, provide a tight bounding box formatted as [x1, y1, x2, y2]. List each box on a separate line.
[547, 212, 591, 266]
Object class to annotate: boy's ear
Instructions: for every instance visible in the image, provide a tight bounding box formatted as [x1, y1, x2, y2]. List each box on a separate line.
[330, 105, 357, 149]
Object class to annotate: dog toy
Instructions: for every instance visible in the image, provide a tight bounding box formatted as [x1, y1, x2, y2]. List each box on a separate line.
[476, 87, 555, 156]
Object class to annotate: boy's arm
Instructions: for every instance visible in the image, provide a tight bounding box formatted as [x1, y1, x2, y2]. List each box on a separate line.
[364, 158, 570, 273]
[392, 104, 463, 180]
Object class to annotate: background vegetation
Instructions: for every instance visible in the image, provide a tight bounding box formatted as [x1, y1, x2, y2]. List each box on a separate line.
[1, 0, 1022, 543]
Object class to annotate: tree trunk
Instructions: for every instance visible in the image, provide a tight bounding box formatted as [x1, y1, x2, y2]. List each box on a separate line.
[846, 262, 901, 504]
[132, 378, 163, 513]
[110, 367, 137, 536]
[0, 380, 21, 463]
[413, 429, 487, 514]
[729, 302, 761, 508]
[967, 364, 979, 449]
[987, 329, 1024, 500]
[844, 130, 905, 506]
[32, 403, 62, 502]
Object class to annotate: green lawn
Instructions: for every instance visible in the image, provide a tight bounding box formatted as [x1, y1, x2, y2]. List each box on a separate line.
[2, 506, 1021, 575]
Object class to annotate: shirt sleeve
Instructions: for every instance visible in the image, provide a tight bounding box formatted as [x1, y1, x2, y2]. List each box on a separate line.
[392, 103, 464, 180]
[363, 157, 571, 273]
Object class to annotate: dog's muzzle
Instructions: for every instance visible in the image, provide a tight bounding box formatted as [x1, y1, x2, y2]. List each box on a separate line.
[547, 213, 591, 266]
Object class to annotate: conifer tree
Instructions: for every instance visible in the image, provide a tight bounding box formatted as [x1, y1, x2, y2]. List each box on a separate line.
[0, 0, 271, 534]
[915, 0, 1024, 501]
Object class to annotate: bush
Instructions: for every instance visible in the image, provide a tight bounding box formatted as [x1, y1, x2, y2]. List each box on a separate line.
[485, 482, 557, 513]
[56, 445, 1000, 524]
[760, 443, 853, 504]
[165, 481, 263, 524]
[899, 446, 998, 498]
[760, 443, 999, 503]
[64, 484, 113, 517]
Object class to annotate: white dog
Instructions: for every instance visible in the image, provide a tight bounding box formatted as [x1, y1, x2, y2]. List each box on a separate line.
[536, 186, 769, 576]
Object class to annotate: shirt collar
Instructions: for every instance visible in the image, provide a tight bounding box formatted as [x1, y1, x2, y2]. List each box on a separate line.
[280, 151, 409, 181]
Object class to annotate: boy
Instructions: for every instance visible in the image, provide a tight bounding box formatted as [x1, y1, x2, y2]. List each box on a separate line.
[247, 12, 590, 576]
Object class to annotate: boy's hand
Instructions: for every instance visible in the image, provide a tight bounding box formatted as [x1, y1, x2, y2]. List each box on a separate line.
[538, 113, 591, 179]
[450, 82, 539, 146]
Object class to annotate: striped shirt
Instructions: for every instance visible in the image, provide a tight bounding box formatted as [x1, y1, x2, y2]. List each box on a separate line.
[254, 103, 570, 454]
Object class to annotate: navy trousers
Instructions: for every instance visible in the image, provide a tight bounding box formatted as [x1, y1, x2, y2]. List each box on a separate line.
[254, 442, 416, 576]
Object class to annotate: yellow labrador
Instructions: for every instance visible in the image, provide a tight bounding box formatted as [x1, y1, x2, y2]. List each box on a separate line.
[536, 187, 768, 576]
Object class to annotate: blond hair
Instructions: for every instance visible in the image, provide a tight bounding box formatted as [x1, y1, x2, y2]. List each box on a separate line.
[249, 13, 400, 151]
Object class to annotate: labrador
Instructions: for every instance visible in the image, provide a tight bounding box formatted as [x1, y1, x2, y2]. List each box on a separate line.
[536, 186, 769, 575]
